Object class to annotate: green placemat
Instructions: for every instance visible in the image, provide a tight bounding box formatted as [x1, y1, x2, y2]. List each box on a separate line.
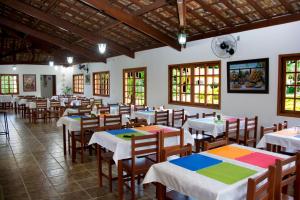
[197, 162, 257, 185]
[116, 132, 145, 140]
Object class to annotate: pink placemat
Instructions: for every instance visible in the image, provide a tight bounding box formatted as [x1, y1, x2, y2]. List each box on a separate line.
[236, 152, 282, 168]
[148, 128, 175, 134]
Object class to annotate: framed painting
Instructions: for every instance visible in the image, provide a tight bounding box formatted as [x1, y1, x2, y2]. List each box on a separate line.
[23, 74, 36, 92]
[227, 58, 269, 93]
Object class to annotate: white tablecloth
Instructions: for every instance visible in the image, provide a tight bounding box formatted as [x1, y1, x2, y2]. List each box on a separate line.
[88, 125, 194, 163]
[143, 144, 289, 200]
[257, 127, 300, 152]
[0, 95, 13, 103]
[182, 116, 245, 138]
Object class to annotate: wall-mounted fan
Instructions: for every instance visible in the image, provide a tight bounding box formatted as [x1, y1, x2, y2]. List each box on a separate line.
[78, 64, 89, 73]
[211, 35, 237, 58]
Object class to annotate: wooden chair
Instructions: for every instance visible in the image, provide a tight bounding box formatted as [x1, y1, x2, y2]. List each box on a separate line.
[97, 124, 123, 192]
[260, 124, 279, 152]
[71, 116, 100, 163]
[239, 116, 258, 147]
[32, 100, 48, 123]
[247, 165, 276, 200]
[78, 107, 92, 115]
[120, 134, 160, 200]
[203, 139, 228, 151]
[202, 112, 216, 118]
[278, 121, 288, 131]
[108, 103, 119, 107]
[134, 105, 148, 111]
[98, 106, 110, 114]
[154, 110, 169, 126]
[274, 153, 300, 200]
[227, 118, 240, 143]
[47, 100, 62, 121]
[81, 99, 91, 107]
[159, 129, 184, 161]
[119, 105, 131, 116]
[104, 114, 122, 126]
[126, 118, 148, 128]
[171, 109, 184, 128]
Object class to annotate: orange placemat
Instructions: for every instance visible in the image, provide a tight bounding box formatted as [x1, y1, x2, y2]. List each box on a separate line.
[207, 145, 253, 159]
[135, 125, 162, 131]
[276, 129, 297, 136]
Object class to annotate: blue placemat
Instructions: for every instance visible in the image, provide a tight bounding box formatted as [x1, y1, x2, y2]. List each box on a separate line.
[68, 115, 89, 119]
[169, 154, 223, 171]
[107, 128, 137, 135]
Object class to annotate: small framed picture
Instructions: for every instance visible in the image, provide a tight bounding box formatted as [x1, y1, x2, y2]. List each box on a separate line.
[85, 74, 91, 85]
[23, 74, 36, 92]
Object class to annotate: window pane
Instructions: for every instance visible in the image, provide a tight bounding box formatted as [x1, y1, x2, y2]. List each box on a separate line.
[285, 86, 295, 98]
[286, 60, 295, 72]
[286, 73, 295, 85]
[285, 99, 294, 111]
[296, 99, 300, 111]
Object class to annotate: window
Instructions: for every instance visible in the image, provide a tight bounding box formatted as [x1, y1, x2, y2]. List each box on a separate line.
[278, 53, 300, 117]
[123, 67, 146, 105]
[169, 61, 221, 109]
[0, 74, 19, 94]
[73, 74, 84, 94]
[93, 71, 110, 96]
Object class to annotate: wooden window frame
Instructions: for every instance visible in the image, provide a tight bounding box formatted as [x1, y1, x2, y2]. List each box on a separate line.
[93, 71, 110, 97]
[73, 74, 84, 94]
[0, 74, 19, 95]
[168, 61, 221, 109]
[123, 67, 147, 106]
[277, 53, 300, 118]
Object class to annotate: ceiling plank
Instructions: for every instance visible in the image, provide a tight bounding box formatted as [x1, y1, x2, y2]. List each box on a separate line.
[81, 0, 181, 51]
[177, 0, 186, 27]
[245, 0, 270, 19]
[277, 0, 295, 13]
[195, 0, 233, 27]
[1, 0, 134, 58]
[189, 12, 300, 41]
[0, 46, 30, 59]
[0, 16, 105, 63]
[222, 0, 249, 23]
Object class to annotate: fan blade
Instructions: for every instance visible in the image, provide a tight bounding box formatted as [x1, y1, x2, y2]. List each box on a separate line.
[177, 0, 186, 27]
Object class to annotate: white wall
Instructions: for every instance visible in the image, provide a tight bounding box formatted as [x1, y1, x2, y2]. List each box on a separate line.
[0, 65, 73, 96]
[76, 21, 300, 127]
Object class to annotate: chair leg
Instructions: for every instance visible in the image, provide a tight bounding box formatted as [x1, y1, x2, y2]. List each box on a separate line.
[71, 132, 76, 163]
[97, 145, 103, 187]
[109, 162, 112, 192]
[131, 174, 135, 200]
[68, 131, 71, 155]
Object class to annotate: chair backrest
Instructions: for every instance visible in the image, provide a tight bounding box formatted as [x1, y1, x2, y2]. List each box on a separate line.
[95, 124, 123, 132]
[244, 116, 258, 144]
[159, 129, 184, 158]
[184, 113, 199, 123]
[108, 103, 119, 107]
[203, 139, 228, 151]
[134, 105, 148, 111]
[81, 99, 90, 107]
[36, 100, 47, 109]
[155, 110, 169, 126]
[202, 112, 216, 118]
[98, 106, 110, 114]
[247, 165, 276, 200]
[94, 99, 102, 106]
[119, 105, 131, 115]
[50, 100, 60, 108]
[278, 121, 288, 131]
[260, 124, 277, 139]
[126, 118, 148, 128]
[104, 114, 122, 126]
[78, 107, 92, 115]
[80, 117, 100, 132]
[68, 112, 83, 116]
[131, 134, 160, 170]
[274, 153, 300, 200]
[161, 144, 192, 162]
[172, 109, 184, 127]
[225, 118, 240, 142]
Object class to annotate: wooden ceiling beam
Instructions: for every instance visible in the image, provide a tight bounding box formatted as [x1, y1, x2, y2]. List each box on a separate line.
[245, 0, 270, 19]
[81, 0, 181, 51]
[195, 0, 233, 27]
[177, 0, 186, 27]
[189, 12, 300, 41]
[1, 0, 134, 58]
[0, 17, 105, 63]
[277, 0, 295, 13]
[222, 0, 249, 22]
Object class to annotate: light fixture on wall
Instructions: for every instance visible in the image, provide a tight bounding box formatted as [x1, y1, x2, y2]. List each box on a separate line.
[49, 61, 54, 67]
[67, 56, 73, 64]
[98, 43, 106, 54]
[178, 30, 187, 46]
[12, 66, 16, 71]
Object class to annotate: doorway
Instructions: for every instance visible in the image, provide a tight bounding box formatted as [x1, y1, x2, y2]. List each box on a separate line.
[40, 75, 56, 98]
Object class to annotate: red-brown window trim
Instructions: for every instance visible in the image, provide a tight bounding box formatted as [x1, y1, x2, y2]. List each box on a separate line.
[73, 74, 84, 94]
[93, 71, 110, 97]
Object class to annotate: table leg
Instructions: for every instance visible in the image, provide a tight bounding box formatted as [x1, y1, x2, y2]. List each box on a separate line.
[97, 144, 103, 187]
[63, 124, 66, 155]
[14, 102, 17, 114]
[118, 160, 123, 200]
[157, 183, 166, 200]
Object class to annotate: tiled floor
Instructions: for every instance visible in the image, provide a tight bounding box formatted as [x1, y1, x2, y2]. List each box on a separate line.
[0, 112, 155, 200]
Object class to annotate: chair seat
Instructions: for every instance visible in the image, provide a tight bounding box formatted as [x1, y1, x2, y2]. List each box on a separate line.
[122, 157, 155, 174]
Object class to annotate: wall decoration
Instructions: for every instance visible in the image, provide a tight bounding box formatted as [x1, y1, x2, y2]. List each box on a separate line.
[227, 58, 269, 93]
[85, 74, 91, 85]
[23, 74, 36, 92]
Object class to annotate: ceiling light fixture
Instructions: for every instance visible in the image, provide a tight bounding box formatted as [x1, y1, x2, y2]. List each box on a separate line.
[67, 56, 73, 64]
[178, 30, 187, 46]
[98, 43, 106, 54]
[49, 61, 54, 67]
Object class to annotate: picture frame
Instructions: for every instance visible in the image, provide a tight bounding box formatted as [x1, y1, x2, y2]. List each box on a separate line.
[85, 74, 91, 85]
[23, 74, 36, 92]
[227, 58, 269, 93]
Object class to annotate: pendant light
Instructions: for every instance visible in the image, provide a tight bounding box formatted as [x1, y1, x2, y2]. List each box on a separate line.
[98, 43, 106, 54]
[178, 31, 187, 46]
[49, 61, 54, 67]
[67, 56, 73, 64]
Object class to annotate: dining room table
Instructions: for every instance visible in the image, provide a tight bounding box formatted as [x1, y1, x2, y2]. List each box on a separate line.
[143, 144, 290, 200]
[182, 115, 245, 138]
[257, 127, 300, 153]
